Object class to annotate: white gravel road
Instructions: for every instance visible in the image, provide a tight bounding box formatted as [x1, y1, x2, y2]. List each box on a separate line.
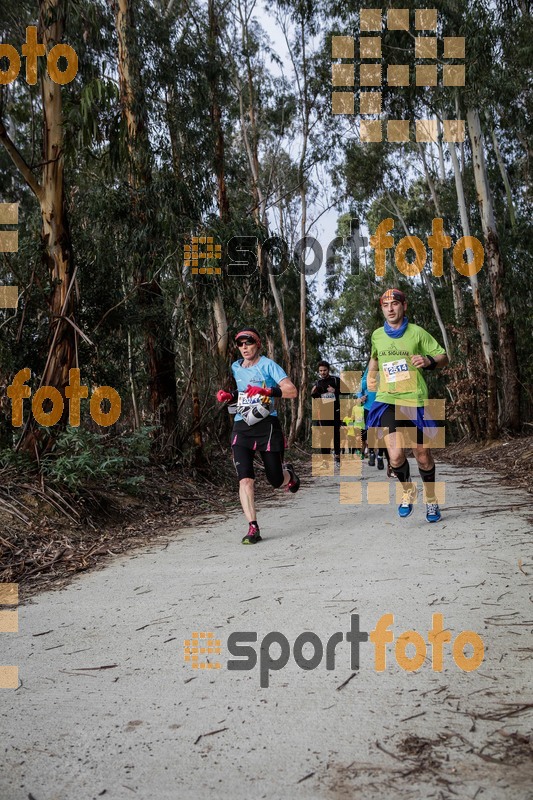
[1, 459, 532, 800]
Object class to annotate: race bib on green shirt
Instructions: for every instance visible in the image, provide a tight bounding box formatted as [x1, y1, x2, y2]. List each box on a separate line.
[382, 358, 410, 383]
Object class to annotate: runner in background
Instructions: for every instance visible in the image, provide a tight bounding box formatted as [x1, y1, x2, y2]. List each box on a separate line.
[216, 326, 300, 544]
[359, 364, 390, 472]
[350, 396, 366, 457]
[311, 361, 341, 467]
[342, 399, 365, 456]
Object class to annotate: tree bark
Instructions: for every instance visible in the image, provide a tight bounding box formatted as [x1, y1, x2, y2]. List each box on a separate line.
[185, 308, 202, 455]
[290, 15, 310, 445]
[449, 142, 498, 438]
[417, 141, 464, 323]
[415, 142, 481, 436]
[38, 1, 76, 399]
[490, 126, 517, 228]
[386, 192, 451, 356]
[0, 0, 77, 451]
[112, 0, 178, 452]
[208, 0, 230, 224]
[467, 109, 521, 432]
[436, 119, 446, 183]
[213, 293, 229, 359]
[235, 6, 292, 375]
[206, 0, 230, 365]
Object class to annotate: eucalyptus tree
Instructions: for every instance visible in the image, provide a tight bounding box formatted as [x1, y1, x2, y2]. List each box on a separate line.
[108, 0, 181, 454]
[0, 0, 78, 450]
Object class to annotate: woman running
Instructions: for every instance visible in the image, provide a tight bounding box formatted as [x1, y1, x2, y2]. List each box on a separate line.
[216, 326, 300, 544]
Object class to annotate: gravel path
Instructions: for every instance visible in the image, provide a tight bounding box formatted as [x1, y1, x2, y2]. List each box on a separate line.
[1, 459, 532, 799]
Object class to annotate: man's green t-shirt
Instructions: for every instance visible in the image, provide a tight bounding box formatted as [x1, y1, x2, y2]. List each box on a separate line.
[370, 324, 445, 407]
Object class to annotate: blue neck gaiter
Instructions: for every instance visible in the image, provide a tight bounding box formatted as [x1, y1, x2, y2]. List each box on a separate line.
[384, 316, 409, 339]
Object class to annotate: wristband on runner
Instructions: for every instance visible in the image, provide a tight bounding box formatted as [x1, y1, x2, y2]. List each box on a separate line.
[423, 355, 437, 370]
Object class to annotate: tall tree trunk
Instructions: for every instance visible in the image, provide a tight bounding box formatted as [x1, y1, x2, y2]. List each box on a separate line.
[235, 7, 292, 375]
[268, 266, 291, 373]
[121, 268, 140, 429]
[416, 142, 481, 435]
[417, 142, 464, 323]
[208, 0, 230, 224]
[213, 293, 229, 359]
[38, 1, 76, 398]
[207, 0, 230, 364]
[165, 88, 183, 177]
[386, 192, 451, 355]
[185, 307, 202, 454]
[490, 126, 517, 228]
[0, 0, 76, 451]
[436, 119, 446, 183]
[290, 16, 310, 445]
[467, 109, 521, 432]
[114, 0, 149, 185]
[449, 142, 498, 438]
[112, 0, 178, 452]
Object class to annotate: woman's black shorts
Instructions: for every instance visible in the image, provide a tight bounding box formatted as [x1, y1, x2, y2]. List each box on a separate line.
[231, 417, 286, 486]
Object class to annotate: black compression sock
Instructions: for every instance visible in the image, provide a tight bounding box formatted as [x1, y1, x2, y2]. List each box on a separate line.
[391, 459, 410, 485]
[418, 465, 437, 501]
[418, 465, 436, 483]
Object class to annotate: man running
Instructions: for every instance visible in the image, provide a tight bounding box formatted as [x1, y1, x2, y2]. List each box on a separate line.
[367, 289, 449, 523]
[311, 361, 341, 466]
[216, 326, 300, 544]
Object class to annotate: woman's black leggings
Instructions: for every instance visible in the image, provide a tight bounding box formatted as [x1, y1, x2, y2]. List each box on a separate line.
[232, 445, 285, 488]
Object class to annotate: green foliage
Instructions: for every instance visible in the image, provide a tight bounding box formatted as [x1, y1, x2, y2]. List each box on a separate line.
[0, 446, 37, 475]
[0, 0, 530, 469]
[40, 427, 153, 493]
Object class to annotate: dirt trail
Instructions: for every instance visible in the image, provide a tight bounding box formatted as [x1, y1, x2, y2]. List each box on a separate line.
[1, 459, 532, 800]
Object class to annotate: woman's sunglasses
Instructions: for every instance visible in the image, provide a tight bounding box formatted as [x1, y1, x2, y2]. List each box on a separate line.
[236, 338, 256, 346]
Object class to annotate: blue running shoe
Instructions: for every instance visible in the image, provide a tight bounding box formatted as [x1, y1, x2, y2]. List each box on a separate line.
[398, 487, 416, 518]
[426, 501, 441, 523]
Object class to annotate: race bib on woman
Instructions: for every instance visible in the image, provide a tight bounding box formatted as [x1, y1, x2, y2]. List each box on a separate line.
[236, 392, 271, 426]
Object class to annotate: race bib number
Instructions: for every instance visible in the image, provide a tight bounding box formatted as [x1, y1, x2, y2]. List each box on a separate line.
[237, 391, 262, 406]
[321, 392, 336, 399]
[382, 359, 410, 384]
[236, 390, 271, 425]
